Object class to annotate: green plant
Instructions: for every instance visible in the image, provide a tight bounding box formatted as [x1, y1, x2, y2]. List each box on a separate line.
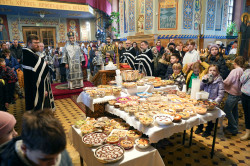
[109, 12, 120, 38]
[226, 22, 238, 36]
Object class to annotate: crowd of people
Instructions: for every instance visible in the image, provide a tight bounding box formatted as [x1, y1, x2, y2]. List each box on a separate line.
[0, 35, 249, 166]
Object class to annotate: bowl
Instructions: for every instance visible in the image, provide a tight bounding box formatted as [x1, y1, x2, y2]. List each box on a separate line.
[106, 135, 120, 144]
[82, 132, 107, 147]
[94, 144, 124, 163]
[135, 138, 150, 149]
[154, 114, 174, 126]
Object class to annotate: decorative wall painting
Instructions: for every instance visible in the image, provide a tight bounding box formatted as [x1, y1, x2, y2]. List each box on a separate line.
[158, 0, 178, 30]
[67, 18, 80, 40]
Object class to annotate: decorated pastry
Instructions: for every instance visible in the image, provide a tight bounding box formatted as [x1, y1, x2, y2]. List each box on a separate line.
[127, 130, 142, 141]
[139, 116, 154, 126]
[111, 130, 127, 138]
[161, 108, 176, 115]
[80, 124, 94, 135]
[135, 138, 150, 149]
[117, 97, 130, 103]
[126, 100, 139, 106]
[74, 120, 86, 128]
[195, 107, 207, 115]
[148, 111, 160, 117]
[173, 114, 182, 123]
[94, 144, 124, 163]
[122, 82, 137, 89]
[120, 139, 134, 150]
[134, 112, 147, 120]
[154, 114, 173, 126]
[103, 126, 114, 134]
[106, 135, 120, 144]
[93, 121, 106, 129]
[112, 87, 122, 96]
[128, 96, 140, 101]
[178, 112, 190, 120]
[153, 81, 161, 88]
[108, 100, 117, 106]
[119, 103, 127, 110]
[183, 108, 197, 116]
[82, 132, 107, 147]
[127, 107, 138, 115]
[177, 91, 186, 98]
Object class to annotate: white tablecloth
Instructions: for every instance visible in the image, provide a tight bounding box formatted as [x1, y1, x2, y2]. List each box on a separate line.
[105, 105, 226, 143]
[122, 85, 178, 96]
[70, 127, 165, 166]
[77, 85, 179, 111]
[77, 92, 117, 111]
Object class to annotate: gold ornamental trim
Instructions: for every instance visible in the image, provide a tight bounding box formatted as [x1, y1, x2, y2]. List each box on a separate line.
[0, 0, 92, 13]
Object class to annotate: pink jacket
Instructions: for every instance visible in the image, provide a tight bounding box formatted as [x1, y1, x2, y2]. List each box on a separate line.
[223, 67, 243, 96]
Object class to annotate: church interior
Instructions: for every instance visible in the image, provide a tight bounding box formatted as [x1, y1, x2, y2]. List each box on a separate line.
[0, 0, 250, 166]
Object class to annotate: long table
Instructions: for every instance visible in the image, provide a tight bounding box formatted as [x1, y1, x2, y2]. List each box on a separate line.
[105, 105, 225, 158]
[70, 126, 165, 166]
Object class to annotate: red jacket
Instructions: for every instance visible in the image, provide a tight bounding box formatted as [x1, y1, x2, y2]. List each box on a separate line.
[0, 66, 18, 83]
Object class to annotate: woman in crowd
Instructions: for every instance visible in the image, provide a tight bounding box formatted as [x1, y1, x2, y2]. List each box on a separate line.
[223, 56, 245, 135]
[152, 47, 161, 76]
[240, 59, 250, 142]
[155, 52, 170, 79]
[205, 44, 229, 79]
[133, 42, 140, 56]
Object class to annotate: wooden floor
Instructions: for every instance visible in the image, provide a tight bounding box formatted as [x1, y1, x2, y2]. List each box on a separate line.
[9, 98, 250, 166]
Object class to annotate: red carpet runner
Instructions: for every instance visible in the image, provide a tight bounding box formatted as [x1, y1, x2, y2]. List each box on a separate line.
[52, 81, 93, 99]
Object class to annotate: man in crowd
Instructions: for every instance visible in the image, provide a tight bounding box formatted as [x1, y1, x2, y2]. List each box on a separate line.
[62, 32, 85, 89]
[10, 40, 23, 67]
[137, 41, 154, 76]
[22, 34, 55, 111]
[0, 43, 7, 58]
[37, 42, 54, 83]
[0, 110, 73, 166]
[122, 40, 137, 70]
[167, 38, 175, 48]
[88, 44, 97, 76]
[101, 36, 117, 64]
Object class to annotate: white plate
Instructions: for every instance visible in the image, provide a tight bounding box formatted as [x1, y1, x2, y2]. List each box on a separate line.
[154, 114, 174, 126]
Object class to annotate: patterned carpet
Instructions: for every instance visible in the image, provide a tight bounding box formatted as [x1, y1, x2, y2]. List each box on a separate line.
[8, 98, 250, 166]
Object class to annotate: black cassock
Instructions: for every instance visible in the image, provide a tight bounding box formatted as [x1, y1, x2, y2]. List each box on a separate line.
[22, 48, 55, 111]
[122, 47, 137, 70]
[136, 48, 154, 76]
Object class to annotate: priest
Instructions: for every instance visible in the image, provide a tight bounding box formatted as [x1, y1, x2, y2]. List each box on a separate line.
[62, 32, 85, 89]
[121, 40, 137, 70]
[137, 41, 154, 76]
[22, 34, 55, 111]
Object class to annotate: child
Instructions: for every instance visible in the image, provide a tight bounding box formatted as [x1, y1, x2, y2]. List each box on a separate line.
[0, 58, 18, 104]
[205, 44, 229, 79]
[195, 65, 224, 137]
[182, 39, 200, 66]
[92, 50, 103, 76]
[169, 63, 186, 91]
[183, 60, 209, 94]
[155, 53, 170, 79]
[223, 56, 245, 135]
[164, 53, 181, 79]
[0, 110, 73, 166]
[0, 111, 17, 146]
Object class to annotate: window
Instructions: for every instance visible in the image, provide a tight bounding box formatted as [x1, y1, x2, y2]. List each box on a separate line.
[227, 0, 234, 26]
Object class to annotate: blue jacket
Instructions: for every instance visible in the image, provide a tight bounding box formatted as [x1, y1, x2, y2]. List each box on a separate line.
[5, 56, 20, 74]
